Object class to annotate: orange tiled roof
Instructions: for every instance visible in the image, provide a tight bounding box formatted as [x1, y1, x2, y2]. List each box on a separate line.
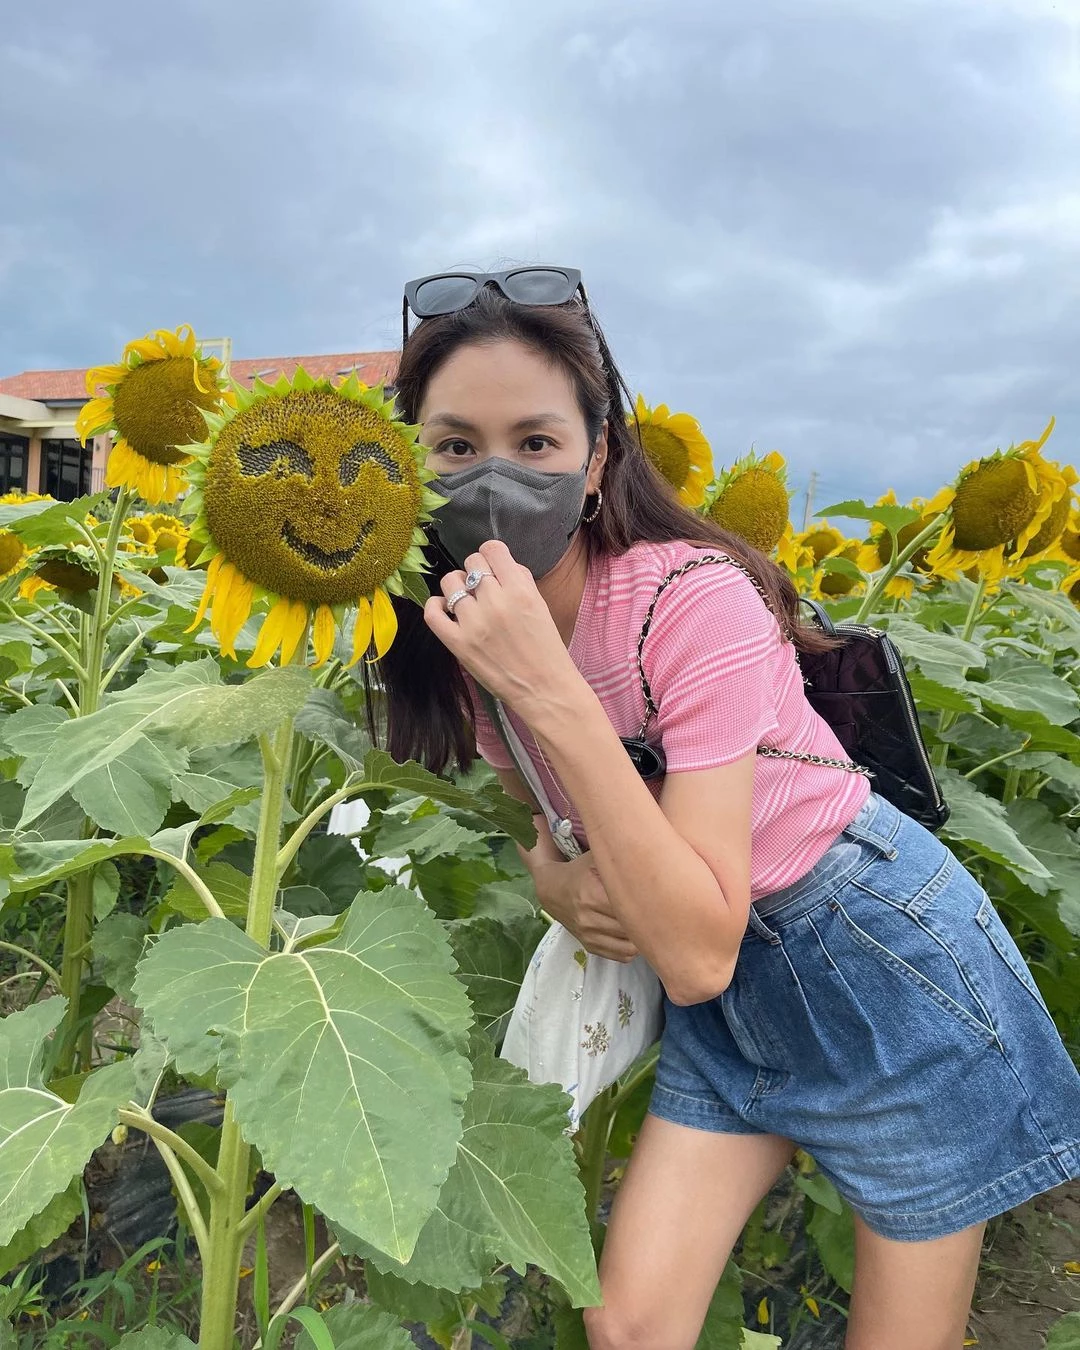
[0, 351, 400, 403]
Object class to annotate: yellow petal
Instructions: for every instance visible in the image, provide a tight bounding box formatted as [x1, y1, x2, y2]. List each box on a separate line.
[124, 337, 168, 363]
[247, 596, 292, 667]
[370, 586, 398, 659]
[312, 603, 336, 667]
[75, 397, 113, 440]
[186, 552, 223, 632]
[218, 574, 254, 658]
[85, 364, 128, 393]
[191, 357, 211, 394]
[347, 596, 374, 667]
[208, 561, 237, 642]
[279, 600, 309, 665]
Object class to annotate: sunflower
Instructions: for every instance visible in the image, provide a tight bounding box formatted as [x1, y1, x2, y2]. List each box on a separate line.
[630, 395, 713, 507]
[75, 326, 234, 504]
[0, 530, 25, 580]
[146, 512, 190, 559]
[810, 538, 864, 599]
[183, 368, 442, 668]
[1016, 467, 1078, 560]
[855, 491, 940, 599]
[794, 522, 845, 567]
[923, 418, 1066, 582]
[706, 449, 798, 563]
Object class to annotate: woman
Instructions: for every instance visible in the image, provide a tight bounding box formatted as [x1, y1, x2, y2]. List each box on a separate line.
[378, 268, 1080, 1350]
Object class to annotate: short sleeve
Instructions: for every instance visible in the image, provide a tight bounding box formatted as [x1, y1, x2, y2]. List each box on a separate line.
[463, 674, 514, 770]
[642, 564, 781, 772]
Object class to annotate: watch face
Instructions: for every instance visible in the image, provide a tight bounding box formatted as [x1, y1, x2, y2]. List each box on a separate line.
[620, 738, 667, 781]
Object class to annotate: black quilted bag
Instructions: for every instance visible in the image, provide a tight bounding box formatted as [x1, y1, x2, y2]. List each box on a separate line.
[627, 554, 950, 833]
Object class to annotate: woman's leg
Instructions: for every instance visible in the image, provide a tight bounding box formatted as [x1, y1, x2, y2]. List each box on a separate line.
[845, 1214, 986, 1350]
[584, 1113, 795, 1350]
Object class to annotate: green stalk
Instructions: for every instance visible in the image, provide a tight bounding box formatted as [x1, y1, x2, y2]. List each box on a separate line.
[852, 514, 945, 624]
[55, 491, 135, 1075]
[931, 576, 988, 769]
[577, 1087, 615, 1248]
[199, 672, 300, 1349]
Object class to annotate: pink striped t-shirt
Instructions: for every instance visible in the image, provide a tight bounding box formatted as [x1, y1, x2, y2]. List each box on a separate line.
[469, 540, 870, 901]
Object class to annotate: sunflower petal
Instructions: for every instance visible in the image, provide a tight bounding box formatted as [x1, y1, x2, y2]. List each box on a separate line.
[280, 600, 309, 665]
[247, 595, 292, 667]
[370, 586, 399, 659]
[124, 337, 168, 363]
[85, 364, 128, 394]
[186, 552, 224, 632]
[75, 397, 113, 441]
[312, 604, 336, 667]
[208, 562, 237, 642]
[218, 574, 254, 659]
[347, 596, 374, 667]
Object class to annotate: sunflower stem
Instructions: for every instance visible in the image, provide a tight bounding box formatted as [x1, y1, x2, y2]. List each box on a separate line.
[931, 576, 990, 769]
[1, 605, 88, 682]
[853, 514, 945, 624]
[99, 625, 149, 696]
[0, 940, 62, 990]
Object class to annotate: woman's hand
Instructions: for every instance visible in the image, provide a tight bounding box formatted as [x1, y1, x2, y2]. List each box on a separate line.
[535, 851, 640, 963]
[423, 540, 581, 713]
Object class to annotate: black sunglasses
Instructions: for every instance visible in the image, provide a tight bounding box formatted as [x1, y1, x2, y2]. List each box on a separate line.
[402, 266, 587, 346]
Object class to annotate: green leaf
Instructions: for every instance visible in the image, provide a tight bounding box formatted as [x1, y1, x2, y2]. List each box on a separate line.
[94, 913, 150, 1002]
[937, 768, 1050, 880]
[806, 1196, 855, 1292]
[883, 617, 986, 675]
[294, 687, 371, 772]
[818, 555, 864, 581]
[7, 824, 198, 890]
[113, 1328, 197, 1350]
[740, 1334, 782, 1349]
[292, 832, 366, 910]
[793, 1167, 843, 1214]
[1010, 752, 1080, 796]
[92, 860, 122, 920]
[362, 749, 536, 847]
[980, 656, 1080, 726]
[1046, 1312, 1080, 1350]
[375, 811, 493, 864]
[0, 999, 136, 1246]
[20, 661, 312, 830]
[694, 1260, 744, 1349]
[469, 879, 539, 926]
[0, 493, 108, 543]
[341, 1036, 599, 1306]
[449, 913, 546, 1039]
[134, 887, 473, 1263]
[1002, 580, 1080, 647]
[0, 1178, 82, 1280]
[160, 861, 251, 922]
[294, 1302, 415, 1350]
[906, 672, 979, 715]
[1004, 800, 1080, 898]
[72, 736, 189, 837]
[818, 499, 922, 532]
[172, 775, 261, 829]
[1, 705, 69, 787]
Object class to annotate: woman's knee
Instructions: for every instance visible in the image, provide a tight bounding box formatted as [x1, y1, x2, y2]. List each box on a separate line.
[583, 1298, 696, 1350]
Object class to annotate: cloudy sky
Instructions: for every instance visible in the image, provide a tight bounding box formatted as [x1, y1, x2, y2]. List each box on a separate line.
[2, 0, 1077, 518]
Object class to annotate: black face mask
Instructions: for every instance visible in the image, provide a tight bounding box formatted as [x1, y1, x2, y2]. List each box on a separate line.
[431, 457, 589, 578]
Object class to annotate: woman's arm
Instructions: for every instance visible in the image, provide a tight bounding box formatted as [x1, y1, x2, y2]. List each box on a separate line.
[492, 766, 640, 964]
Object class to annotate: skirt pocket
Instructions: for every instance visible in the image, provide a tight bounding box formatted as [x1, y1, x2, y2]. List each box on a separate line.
[827, 889, 1000, 1051]
[974, 893, 1058, 1021]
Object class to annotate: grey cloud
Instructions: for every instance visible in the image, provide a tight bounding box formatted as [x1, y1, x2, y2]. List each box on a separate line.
[1, 0, 1076, 518]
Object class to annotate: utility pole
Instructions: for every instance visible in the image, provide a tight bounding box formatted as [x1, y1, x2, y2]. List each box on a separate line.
[801, 470, 818, 531]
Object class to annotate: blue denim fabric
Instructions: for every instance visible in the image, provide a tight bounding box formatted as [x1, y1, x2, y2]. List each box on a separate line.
[650, 792, 1080, 1240]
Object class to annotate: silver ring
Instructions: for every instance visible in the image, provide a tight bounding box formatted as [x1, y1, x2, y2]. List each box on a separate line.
[445, 588, 471, 616]
[464, 568, 493, 591]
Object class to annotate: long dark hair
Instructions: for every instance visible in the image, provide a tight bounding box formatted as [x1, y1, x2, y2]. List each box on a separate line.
[374, 286, 830, 773]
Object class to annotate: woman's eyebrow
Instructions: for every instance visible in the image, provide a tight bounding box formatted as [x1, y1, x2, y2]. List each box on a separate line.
[424, 412, 571, 433]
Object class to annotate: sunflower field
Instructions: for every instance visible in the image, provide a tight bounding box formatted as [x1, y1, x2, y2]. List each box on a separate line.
[0, 333, 1077, 1350]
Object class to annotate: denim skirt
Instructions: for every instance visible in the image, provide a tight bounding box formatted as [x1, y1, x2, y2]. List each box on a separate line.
[650, 791, 1080, 1241]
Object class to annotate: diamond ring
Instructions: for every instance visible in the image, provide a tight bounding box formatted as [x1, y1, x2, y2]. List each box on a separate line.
[444, 588, 471, 616]
[464, 569, 494, 591]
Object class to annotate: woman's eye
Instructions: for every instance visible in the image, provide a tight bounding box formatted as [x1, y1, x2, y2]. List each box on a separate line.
[523, 436, 552, 453]
[439, 440, 473, 457]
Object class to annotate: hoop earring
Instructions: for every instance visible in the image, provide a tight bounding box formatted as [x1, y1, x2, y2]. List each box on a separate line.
[582, 489, 603, 524]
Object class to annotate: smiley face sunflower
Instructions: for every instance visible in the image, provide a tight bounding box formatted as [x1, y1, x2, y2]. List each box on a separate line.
[183, 369, 442, 667]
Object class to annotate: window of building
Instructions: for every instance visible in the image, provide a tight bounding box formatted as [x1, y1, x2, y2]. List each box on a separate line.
[0, 434, 29, 494]
[41, 439, 93, 502]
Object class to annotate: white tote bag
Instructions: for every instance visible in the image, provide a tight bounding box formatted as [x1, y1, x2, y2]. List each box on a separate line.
[486, 698, 664, 1127]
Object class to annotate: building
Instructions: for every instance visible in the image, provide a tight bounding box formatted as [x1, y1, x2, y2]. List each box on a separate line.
[0, 349, 399, 501]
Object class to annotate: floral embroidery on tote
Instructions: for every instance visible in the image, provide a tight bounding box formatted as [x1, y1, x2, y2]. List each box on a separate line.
[581, 1022, 611, 1057]
[617, 989, 634, 1027]
[573, 948, 589, 970]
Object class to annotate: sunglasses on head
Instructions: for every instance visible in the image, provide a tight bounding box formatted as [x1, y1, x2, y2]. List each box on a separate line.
[402, 266, 588, 346]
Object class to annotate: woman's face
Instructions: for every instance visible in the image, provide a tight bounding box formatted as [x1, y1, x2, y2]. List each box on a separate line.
[419, 339, 605, 489]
